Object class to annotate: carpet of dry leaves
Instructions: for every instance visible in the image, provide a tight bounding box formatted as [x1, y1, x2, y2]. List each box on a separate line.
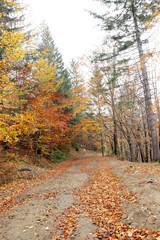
[0, 156, 160, 240]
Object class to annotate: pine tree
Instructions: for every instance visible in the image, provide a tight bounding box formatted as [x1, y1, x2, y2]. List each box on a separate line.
[0, 0, 24, 60]
[91, 0, 160, 161]
[37, 23, 71, 97]
[0, 0, 29, 145]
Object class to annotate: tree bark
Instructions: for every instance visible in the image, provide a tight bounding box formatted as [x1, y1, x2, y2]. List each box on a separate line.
[111, 91, 118, 155]
[128, 139, 134, 162]
[101, 132, 105, 156]
[142, 114, 149, 162]
[132, 1, 160, 162]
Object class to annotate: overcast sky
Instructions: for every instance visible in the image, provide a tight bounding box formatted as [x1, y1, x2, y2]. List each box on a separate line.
[23, 0, 106, 66]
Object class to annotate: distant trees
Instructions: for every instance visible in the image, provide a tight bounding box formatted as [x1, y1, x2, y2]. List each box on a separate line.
[88, 64, 106, 155]
[68, 60, 93, 151]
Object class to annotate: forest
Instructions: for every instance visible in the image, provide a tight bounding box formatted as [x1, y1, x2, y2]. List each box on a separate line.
[0, 0, 160, 177]
[1, 1, 160, 239]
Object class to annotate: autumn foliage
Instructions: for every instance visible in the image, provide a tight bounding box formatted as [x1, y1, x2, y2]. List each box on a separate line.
[0, 2, 74, 159]
[0, 0, 160, 166]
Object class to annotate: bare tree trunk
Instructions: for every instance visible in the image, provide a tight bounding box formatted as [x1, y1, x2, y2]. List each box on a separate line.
[142, 115, 149, 162]
[118, 120, 134, 161]
[111, 92, 118, 155]
[0, 51, 3, 61]
[120, 137, 124, 159]
[139, 146, 145, 162]
[132, 1, 159, 162]
[135, 144, 139, 162]
[128, 141, 134, 162]
[101, 131, 105, 156]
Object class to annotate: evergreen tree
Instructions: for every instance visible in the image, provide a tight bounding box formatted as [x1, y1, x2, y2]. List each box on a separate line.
[91, 0, 160, 161]
[0, 0, 24, 60]
[37, 23, 71, 97]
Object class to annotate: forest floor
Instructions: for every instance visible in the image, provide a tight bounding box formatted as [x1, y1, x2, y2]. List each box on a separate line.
[0, 156, 160, 239]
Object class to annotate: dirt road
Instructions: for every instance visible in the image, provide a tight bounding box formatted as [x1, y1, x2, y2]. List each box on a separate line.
[0, 156, 160, 239]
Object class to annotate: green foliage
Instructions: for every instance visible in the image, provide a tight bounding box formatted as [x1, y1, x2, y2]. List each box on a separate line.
[0, 0, 24, 61]
[90, 0, 160, 56]
[37, 22, 71, 97]
[50, 149, 66, 163]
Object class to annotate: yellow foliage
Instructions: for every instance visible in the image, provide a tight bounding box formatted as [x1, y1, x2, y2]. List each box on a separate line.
[32, 58, 61, 93]
[0, 31, 25, 64]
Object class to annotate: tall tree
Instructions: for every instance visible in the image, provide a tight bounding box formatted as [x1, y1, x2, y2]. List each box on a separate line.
[37, 23, 71, 97]
[101, 50, 120, 156]
[69, 60, 90, 151]
[88, 64, 107, 156]
[0, 0, 29, 145]
[91, 0, 160, 161]
[0, 0, 24, 61]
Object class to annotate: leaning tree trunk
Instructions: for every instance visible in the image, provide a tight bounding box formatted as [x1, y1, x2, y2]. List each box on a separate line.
[132, 1, 160, 162]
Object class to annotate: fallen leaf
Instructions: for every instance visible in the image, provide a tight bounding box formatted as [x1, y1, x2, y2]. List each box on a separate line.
[34, 233, 39, 236]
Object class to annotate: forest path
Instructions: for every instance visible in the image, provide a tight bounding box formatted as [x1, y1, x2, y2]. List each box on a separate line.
[0, 156, 160, 239]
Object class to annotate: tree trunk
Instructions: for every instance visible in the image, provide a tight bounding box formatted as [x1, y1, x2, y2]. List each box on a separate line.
[139, 146, 145, 163]
[119, 133, 124, 159]
[127, 136, 135, 162]
[132, 1, 160, 162]
[101, 131, 105, 156]
[111, 92, 118, 155]
[142, 116, 149, 162]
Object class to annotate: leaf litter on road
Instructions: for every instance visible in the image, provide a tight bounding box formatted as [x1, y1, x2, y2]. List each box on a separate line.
[55, 157, 160, 239]
[0, 156, 160, 239]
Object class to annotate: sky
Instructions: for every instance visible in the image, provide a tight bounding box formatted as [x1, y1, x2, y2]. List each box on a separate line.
[23, 0, 106, 66]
